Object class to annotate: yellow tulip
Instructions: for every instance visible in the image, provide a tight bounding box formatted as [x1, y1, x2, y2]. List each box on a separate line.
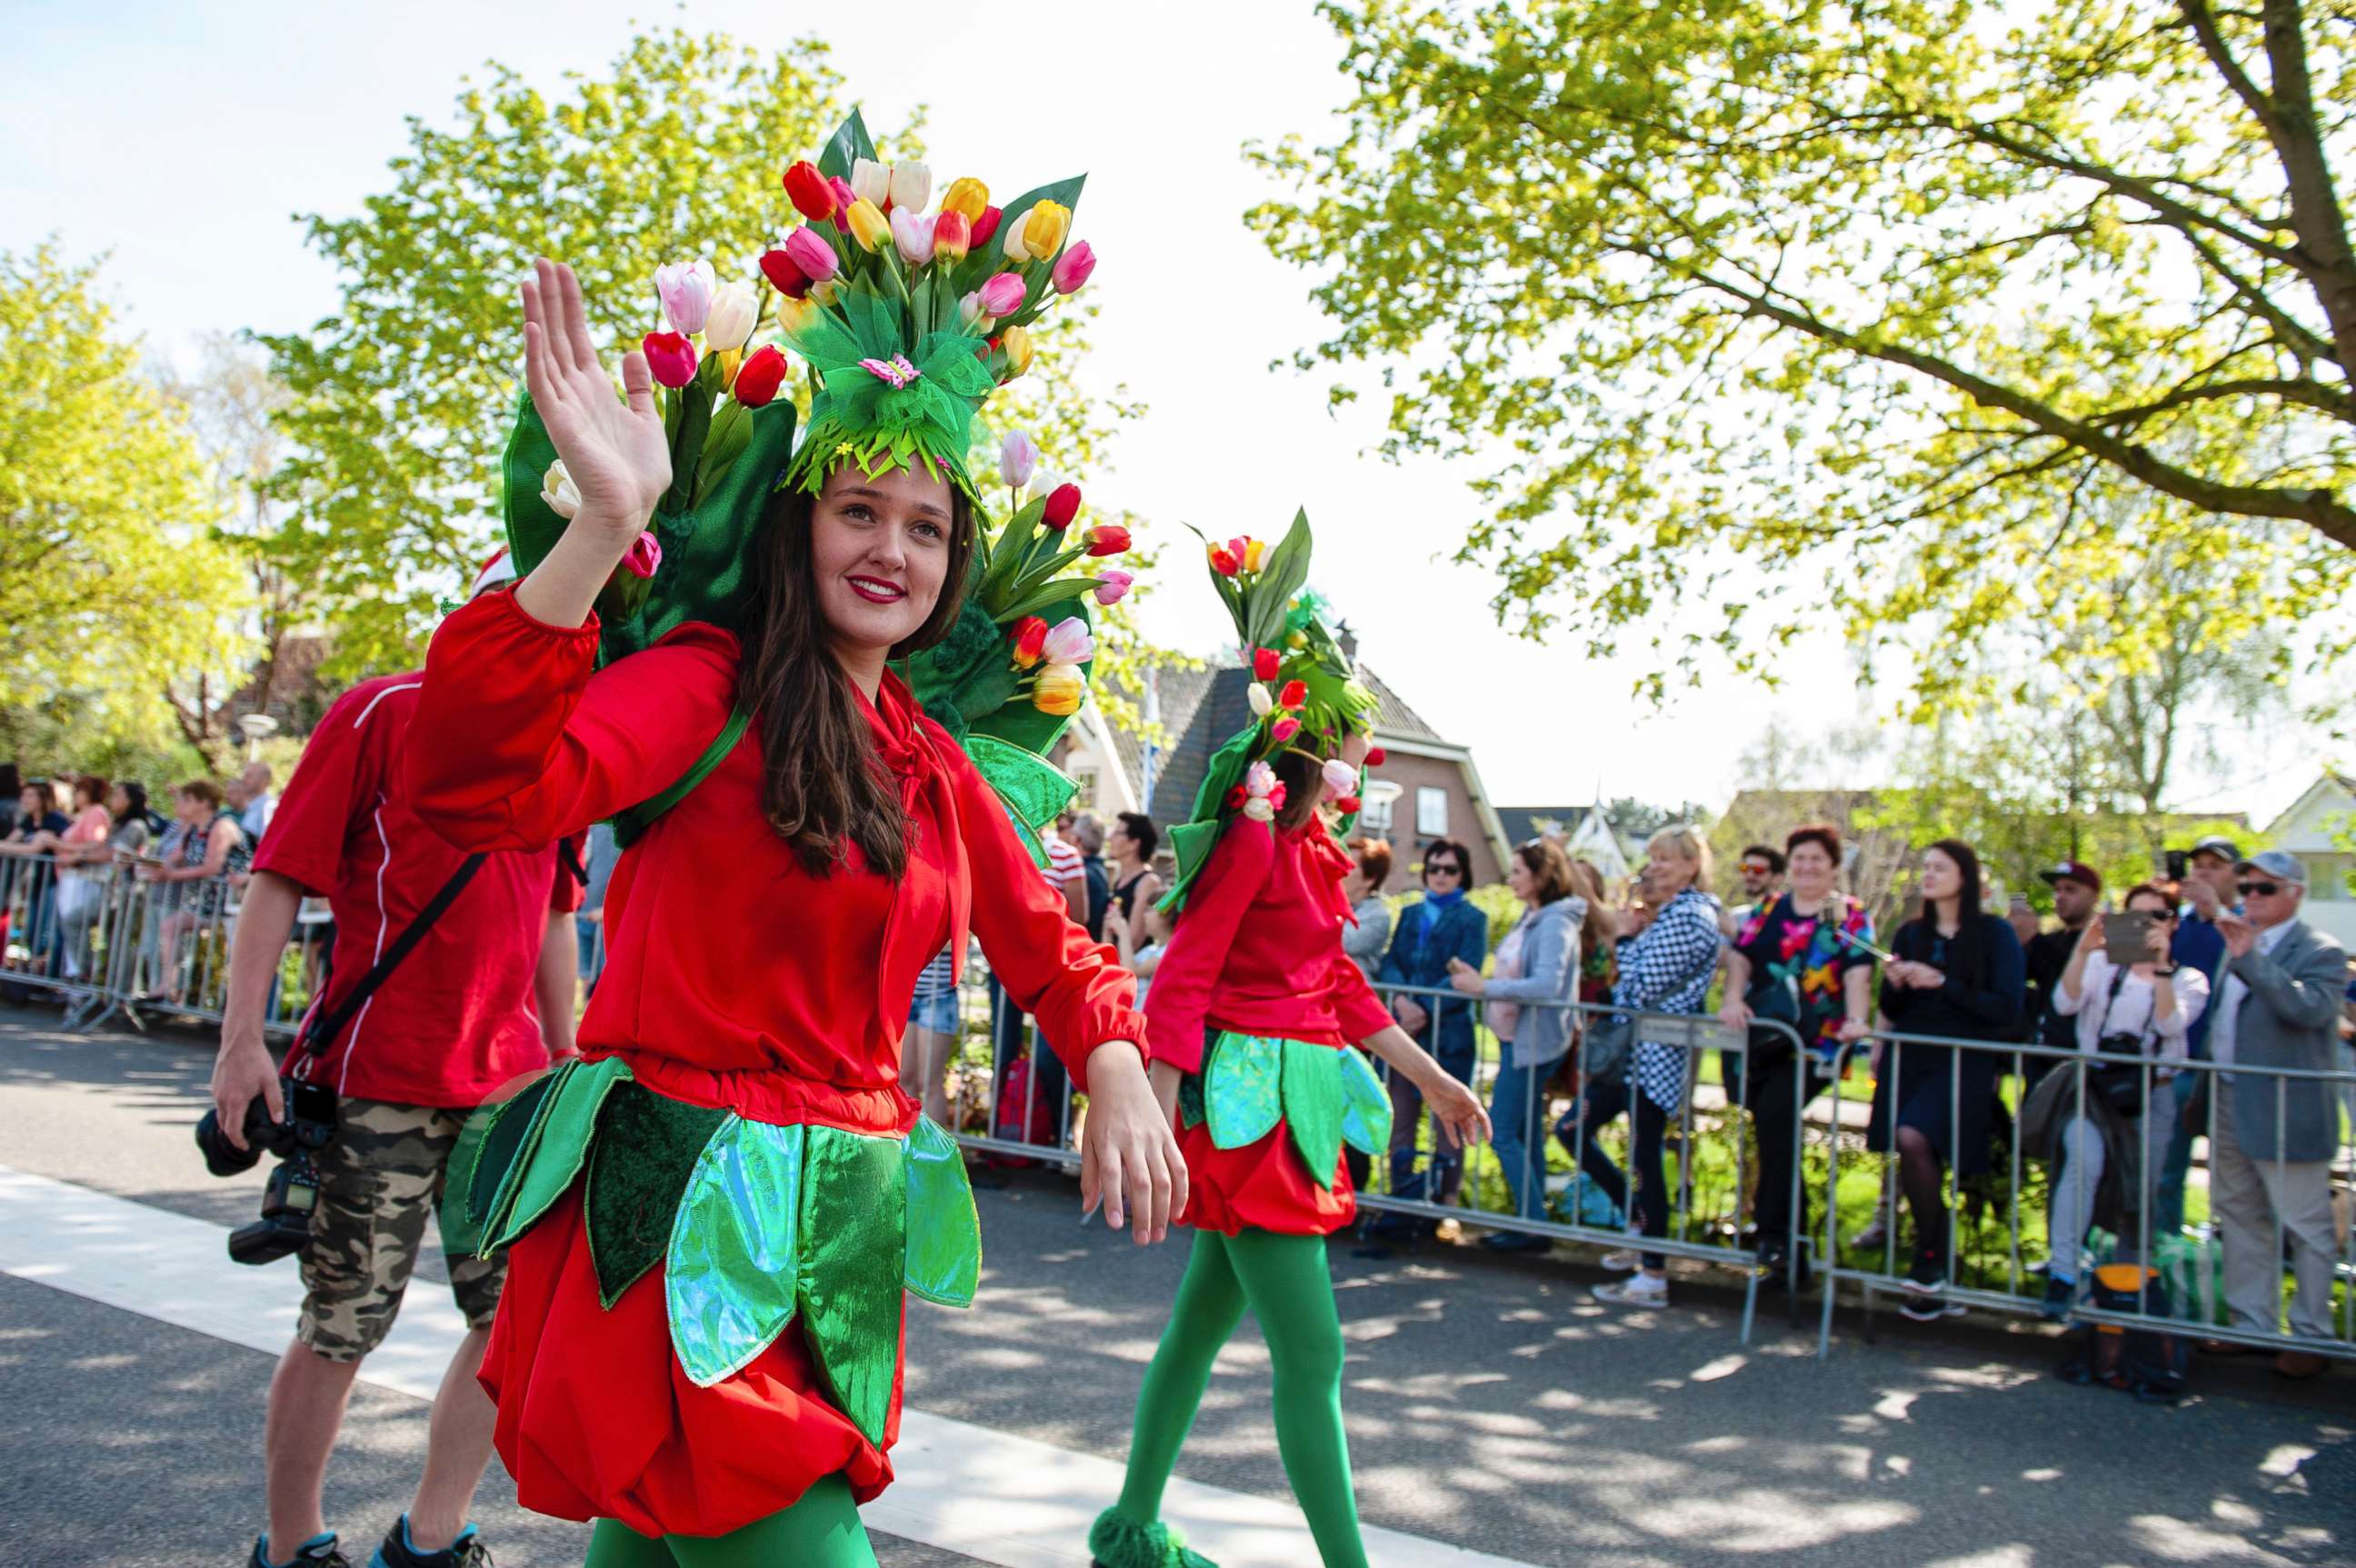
[941, 176, 990, 223]
[1022, 200, 1071, 260]
[1033, 663, 1085, 716]
[774, 295, 820, 335]
[845, 198, 892, 254]
[714, 347, 743, 384]
[1243, 538, 1266, 570]
[1000, 325, 1034, 378]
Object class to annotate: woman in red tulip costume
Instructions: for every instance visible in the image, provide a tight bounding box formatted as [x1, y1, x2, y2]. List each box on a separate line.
[407, 114, 1178, 1568]
[1088, 521, 1491, 1568]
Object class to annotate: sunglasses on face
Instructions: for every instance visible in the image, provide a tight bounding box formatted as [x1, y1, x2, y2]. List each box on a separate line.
[2237, 880, 2284, 898]
[1426, 863, 1463, 878]
[1742, 863, 1773, 876]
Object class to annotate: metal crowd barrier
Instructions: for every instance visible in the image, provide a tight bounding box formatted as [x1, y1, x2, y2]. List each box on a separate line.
[1815, 1028, 2356, 1363]
[0, 851, 304, 1041]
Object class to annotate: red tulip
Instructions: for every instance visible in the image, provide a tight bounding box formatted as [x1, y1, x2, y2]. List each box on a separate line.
[1013, 614, 1050, 667]
[1084, 524, 1130, 558]
[642, 331, 698, 388]
[759, 248, 811, 299]
[783, 160, 836, 222]
[733, 345, 788, 408]
[933, 209, 973, 263]
[1335, 795, 1362, 814]
[1226, 784, 1247, 811]
[1041, 483, 1082, 532]
[1267, 782, 1288, 810]
[971, 205, 1003, 250]
[1209, 546, 1241, 576]
[1278, 679, 1307, 709]
[1253, 647, 1281, 681]
[1365, 746, 1387, 766]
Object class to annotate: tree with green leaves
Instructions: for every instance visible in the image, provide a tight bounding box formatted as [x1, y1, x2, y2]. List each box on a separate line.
[263, 28, 1159, 711]
[0, 245, 254, 771]
[1250, 0, 2355, 703]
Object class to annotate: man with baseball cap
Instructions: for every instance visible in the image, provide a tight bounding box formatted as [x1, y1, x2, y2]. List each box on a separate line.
[2022, 861, 2102, 1071]
[210, 546, 581, 1567]
[2151, 834, 2243, 1233]
[2199, 849, 2346, 1379]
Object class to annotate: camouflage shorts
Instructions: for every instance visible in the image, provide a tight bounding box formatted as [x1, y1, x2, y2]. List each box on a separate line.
[296, 1095, 506, 1362]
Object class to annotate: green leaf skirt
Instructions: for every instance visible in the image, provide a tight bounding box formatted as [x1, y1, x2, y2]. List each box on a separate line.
[445, 1056, 979, 1447]
[1181, 1033, 1393, 1189]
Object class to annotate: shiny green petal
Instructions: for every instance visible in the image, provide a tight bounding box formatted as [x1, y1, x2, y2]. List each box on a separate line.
[484, 1055, 632, 1252]
[1281, 1041, 1345, 1190]
[1204, 1033, 1283, 1150]
[903, 1116, 981, 1309]
[798, 1126, 909, 1446]
[1337, 1046, 1393, 1158]
[666, 1117, 805, 1387]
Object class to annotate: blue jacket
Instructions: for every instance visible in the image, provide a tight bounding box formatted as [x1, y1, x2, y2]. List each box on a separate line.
[1379, 894, 1489, 1063]
[2171, 910, 2230, 1057]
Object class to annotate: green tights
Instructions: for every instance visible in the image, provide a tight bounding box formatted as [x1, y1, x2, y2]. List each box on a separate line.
[582, 1475, 875, 1567]
[1114, 1228, 1365, 1568]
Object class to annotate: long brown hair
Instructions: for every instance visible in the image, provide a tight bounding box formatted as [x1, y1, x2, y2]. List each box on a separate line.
[736, 477, 976, 877]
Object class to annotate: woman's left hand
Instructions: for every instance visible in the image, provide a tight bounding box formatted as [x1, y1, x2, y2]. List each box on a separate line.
[1078, 1043, 1189, 1245]
[1445, 955, 1485, 995]
[1420, 1069, 1492, 1150]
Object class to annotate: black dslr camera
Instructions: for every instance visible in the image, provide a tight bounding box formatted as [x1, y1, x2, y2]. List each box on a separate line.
[194, 1078, 339, 1265]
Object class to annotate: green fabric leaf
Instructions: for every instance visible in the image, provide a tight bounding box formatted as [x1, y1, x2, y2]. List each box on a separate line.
[585, 1084, 729, 1309]
[1338, 1046, 1393, 1158]
[484, 1054, 634, 1252]
[946, 173, 1087, 296]
[447, 1070, 556, 1257]
[471, 1060, 575, 1250]
[1157, 727, 1262, 914]
[1282, 1040, 1345, 1189]
[797, 1126, 909, 1446]
[816, 109, 878, 180]
[903, 1116, 982, 1308]
[1204, 1032, 1283, 1150]
[666, 1117, 806, 1387]
[962, 734, 1078, 869]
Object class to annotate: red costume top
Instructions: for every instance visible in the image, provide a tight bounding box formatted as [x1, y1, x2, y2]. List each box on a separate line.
[1143, 815, 1393, 1234]
[402, 588, 1145, 1534]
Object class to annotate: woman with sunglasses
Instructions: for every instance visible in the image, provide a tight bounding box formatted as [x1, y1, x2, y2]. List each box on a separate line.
[1374, 838, 1489, 1223]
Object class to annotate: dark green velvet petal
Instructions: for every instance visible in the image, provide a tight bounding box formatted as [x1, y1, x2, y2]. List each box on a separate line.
[474, 1061, 577, 1252]
[1178, 1070, 1206, 1132]
[903, 1116, 981, 1309]
[1337, 1046, 1393, 1158]
[798, 1126, 909, 1447]
[585, 1085, 728, 1309]
[1281, 1041, 1346, 1191]
[484, 1055, 633, 1253]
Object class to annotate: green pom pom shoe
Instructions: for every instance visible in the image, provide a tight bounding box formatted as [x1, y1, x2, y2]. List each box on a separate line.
[1089, 1509, 1219, 1568]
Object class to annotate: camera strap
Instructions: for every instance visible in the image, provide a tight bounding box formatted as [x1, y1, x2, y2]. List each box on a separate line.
[292, 851, 489, 1068]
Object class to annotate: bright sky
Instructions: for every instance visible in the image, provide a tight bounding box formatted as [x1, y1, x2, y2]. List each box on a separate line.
[0, 0, 2324, 824]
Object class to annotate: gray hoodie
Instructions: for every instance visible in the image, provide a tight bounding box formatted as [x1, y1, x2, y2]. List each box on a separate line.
[1482, 895, 1587, 1070]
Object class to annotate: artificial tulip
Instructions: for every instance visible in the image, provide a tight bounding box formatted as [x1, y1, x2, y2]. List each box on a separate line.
[1052, 240, 1096, 295]
[1272, 716, 1302, 744]
[621, 530, 664, 579]
[1017, 200, 1071, 260]
[783, 225, 840, 285]
[933, 210, 972, 263]
[1013, 614, 1050, 668]
[1322, 758, 1360, 797]
[845, 199, 892, 254]
[826, 175, 857, 229]
[1334, 795, 1362, 814]
[704, 281, 757, 351]
[654, 259, 714, 336]
[1093, 570, 1133, 607]
[977, 272, 1027, 317]
[732, 344, 788, 407]
[960, 291, 989, 329]
[1033, 663, 1084, 716]
[774, 295, 820, 335]
[888, 161, 932, 214]
[971, 205, 1003, 250]
[1040, 617, 1093, 665]
[850, 157, 890, 209]
[892, 209, 936, 265]
[1084, 524, 1129, 557]
[1278, 679, 1307, 709]
[1245, 761, 1278, 797]
[1253, 647, 1281, 681]
[1247, 683, 1273, 718]
[1227, 536, 1252, 566]
[1041, 483, 1082, 532]
[999, 325, 1034, 378]
[783, 160, 836, 222]
[1244, 537, 1266, 570]
[1243, 795, 1276, 824]
[1000, 430, 1040, 489]
[1365, 746, 1387, 767]
[540, 458, 581, 519]
[1208, 544, 1242, 576]
[941, 176, 990, 222]
[642, 330, 698, 388]
[759, 248, 811, 299]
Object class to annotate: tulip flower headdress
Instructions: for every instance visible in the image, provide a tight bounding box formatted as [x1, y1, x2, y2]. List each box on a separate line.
[496, 109, 1120, 855]
[1161, 512, 1383, 913]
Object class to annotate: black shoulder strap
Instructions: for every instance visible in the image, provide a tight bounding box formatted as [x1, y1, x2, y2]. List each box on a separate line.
[294, 852, 489, 1063]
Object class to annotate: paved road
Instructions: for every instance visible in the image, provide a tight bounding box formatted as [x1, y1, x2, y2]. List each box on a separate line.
[1, 1011, 2349, 1567]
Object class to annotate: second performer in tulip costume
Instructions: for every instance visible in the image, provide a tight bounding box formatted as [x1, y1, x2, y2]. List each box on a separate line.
[1089, 517, 1491, 1568]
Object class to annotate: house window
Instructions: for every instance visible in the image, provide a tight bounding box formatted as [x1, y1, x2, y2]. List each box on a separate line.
[1416, 785, 1450, 837]
[1358, 779, 1401, 834]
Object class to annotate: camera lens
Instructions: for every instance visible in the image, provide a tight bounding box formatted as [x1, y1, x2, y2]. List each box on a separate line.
[194, 1110, 265, 1177]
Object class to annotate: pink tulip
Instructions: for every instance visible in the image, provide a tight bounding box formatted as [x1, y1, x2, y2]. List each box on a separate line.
[642, 331, 698, 388]
[1093, 570, 1133, 607]
[976, 272, 1027, 318]
[1322, 758, 1360, 797]
[891, 209, 936, 265]
[654, 260, 714, 336]
[621, 530, 664, 579]
[1052, 241, 1097, 295]
[1272, 716, 1302, 744]
[782, 226, 839, 285]
[826, 175, 856, 230]
[1041, 616, 1094, 665]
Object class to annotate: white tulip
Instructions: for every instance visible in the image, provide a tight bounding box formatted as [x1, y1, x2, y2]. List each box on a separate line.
[888, 161, 932, 214]
[540, 459, 581, 520]
[704, 282, 758, 351]
[1247, 683, 1273, 718]
[850, 157, 891, 208]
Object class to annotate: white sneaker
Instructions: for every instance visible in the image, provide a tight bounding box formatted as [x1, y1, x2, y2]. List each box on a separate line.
[1599, 1247, 1642, 1272]
[1849, 1217, 1889, 1250]
[1594, 1273, 1669, 1309]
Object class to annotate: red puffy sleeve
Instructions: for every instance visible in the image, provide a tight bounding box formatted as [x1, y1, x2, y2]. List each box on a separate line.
[943, 744, 1144, 1094]
[1327, 952, 1394, 1044]
[1142, 820, 1276, 1074]
[404, 588, 740, 853]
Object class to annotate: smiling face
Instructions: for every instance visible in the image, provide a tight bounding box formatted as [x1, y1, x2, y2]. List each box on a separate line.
[809, 463, 956, 663]
[1919, 847, 1962, 904]
[1788, 840, 1836, 899]
[1506, 853, 1535, 903]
